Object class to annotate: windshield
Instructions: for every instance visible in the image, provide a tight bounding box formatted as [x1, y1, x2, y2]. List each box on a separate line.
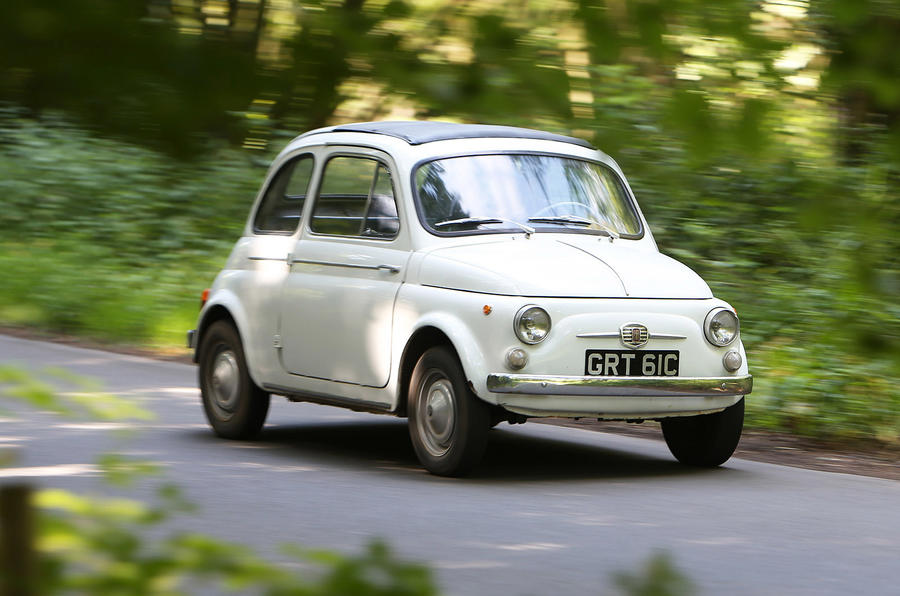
[415, 154, 642, 237]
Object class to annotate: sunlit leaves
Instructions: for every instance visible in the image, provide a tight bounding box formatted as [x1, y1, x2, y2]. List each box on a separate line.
[0, 366, 153, 421]
[35, 484, 440, 596]
[96, 454, 162, 487]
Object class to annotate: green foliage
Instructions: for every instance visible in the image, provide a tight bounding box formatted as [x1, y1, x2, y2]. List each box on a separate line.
[0, 365, 153, 421]
[0, 0, 261, 155]
[0, 367, 441, 595]
[613, 552, 696, 596]
[0, 365, 60, 413]
[0, 113, 259, 258]
[0, 113, 262, 345]
[37, 482, 693, 595]
[36, 485, 439, 595]
[96, 454, 162, 488]
[290, 541, 438, 596]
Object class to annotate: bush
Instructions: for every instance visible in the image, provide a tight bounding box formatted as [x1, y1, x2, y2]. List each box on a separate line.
[0, 113, 265, 346]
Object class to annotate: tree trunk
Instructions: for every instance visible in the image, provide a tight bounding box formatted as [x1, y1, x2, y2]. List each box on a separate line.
[0, 485, 35, 596]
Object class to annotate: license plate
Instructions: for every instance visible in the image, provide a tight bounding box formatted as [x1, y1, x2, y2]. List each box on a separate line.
[584, 350, 679, 377]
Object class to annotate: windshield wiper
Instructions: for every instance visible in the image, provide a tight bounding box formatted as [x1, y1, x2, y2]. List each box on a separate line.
[527, 215, 620, 240]
[434, 217, 535, 236]
[528, 215, 596, 226]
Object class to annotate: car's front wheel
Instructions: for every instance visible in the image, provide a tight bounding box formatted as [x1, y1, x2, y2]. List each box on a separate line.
[661, 398, 744, 467]
[198, 320, 270, 439]
[408, 347, 491, 476]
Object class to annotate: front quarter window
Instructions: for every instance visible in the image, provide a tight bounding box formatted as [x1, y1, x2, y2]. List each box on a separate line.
[253, 154, 314, 234]
[415, 154, 642, 238]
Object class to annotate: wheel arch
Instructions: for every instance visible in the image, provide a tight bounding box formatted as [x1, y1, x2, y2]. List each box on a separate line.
[397, 326, 455, 417]
[194, 291, 252, 365]
[195, 305, 237, 362]
[396, 311, 495, 416]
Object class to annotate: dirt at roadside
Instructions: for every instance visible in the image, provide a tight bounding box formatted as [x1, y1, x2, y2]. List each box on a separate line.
[0, 325, 194, 363]
[3, 325, 898, 481]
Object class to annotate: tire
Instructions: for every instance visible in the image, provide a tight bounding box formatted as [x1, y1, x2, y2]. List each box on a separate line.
[407, 347, 491, 476]
[661, 398, 744, 467]
[198, 320, 270, 440]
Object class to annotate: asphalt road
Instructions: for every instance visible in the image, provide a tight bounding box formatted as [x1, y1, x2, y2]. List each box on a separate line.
[2, 334, 899, 595]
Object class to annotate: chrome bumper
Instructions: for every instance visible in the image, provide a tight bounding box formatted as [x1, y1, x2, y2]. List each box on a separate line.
[486, 373, 752, 398]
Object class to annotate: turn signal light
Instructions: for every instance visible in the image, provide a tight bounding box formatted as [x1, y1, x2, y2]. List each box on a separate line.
[723, 350, 742, 372]
[505, 348, 528, 370]
[200, 288, 210, 309]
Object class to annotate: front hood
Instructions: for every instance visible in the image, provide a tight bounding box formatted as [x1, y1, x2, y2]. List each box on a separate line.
[417, 235, 712, 298]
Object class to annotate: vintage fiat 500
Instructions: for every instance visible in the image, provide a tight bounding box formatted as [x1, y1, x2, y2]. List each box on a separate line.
[188, 121, 752, 476]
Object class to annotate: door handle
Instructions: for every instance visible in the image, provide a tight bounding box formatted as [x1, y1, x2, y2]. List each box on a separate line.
[377, 264, 400, 274]
[248, 254, 291, 263]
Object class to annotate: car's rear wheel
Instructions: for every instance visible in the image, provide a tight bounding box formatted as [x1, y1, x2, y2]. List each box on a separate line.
[661, 398, 744, 467]
[408, 347, 491, 476]
[198, 320, 270, 439]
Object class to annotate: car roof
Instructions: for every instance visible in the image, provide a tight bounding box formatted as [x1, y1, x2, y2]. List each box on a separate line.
[296, 121, 595, 150]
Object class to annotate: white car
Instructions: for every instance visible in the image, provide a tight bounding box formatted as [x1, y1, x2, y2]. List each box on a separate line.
[188, 121, 752, 476]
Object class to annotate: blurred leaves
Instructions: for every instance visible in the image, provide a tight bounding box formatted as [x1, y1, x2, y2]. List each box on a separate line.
[96, 454, 162, 488]
[36, 483, 440, 595]
[0, 113, 259, 345]
[35, 482, 689, 595]
[613, 551, 696, 596]
[0, 365, 153, 421]
[0, 0, 262, 156]
[1, 370, 442, 595]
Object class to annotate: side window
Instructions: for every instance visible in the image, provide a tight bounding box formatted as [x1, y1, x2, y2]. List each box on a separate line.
[253, 155, 314, 234]
[310, 156, 400, 239]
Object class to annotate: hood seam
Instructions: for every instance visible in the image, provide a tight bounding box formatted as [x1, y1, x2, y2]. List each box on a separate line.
[555, 239, 629, 296]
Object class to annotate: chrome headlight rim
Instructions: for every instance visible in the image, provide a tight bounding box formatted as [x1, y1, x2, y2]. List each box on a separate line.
[704, 307, 739, 347]
[513, 305, 551, 345]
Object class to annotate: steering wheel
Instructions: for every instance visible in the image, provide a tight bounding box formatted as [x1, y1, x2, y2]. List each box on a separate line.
[533, 201, 602, 219]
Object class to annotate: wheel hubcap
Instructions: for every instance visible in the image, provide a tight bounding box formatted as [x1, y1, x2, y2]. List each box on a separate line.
[417, 373, 456, 457]
[209, 350, 240, 416]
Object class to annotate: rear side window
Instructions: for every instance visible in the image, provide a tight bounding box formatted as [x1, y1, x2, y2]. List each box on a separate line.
[253, 155, 314, 234]
[310, 156, 399, 239]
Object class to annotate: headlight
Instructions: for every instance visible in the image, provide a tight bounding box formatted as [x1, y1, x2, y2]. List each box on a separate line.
[704, 307, 739, 346]
[514, 305, 551, 344]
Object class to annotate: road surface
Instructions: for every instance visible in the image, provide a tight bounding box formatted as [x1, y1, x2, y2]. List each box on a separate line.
[1, 334, 898, 595]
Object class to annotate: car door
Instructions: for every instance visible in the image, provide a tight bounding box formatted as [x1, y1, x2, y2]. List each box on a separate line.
[277, 151, 408, 388]
[240, 153, 315, 370]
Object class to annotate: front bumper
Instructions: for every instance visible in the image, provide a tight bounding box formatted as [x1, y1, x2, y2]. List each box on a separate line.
[485, 373, 752, 419]
[488, 373, 752, 397]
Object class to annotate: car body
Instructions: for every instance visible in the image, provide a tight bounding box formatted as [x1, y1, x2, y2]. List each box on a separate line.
[189, 121, 752, 476]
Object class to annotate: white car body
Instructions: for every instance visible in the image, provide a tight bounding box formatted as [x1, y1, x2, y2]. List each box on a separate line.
[190, 121, 752, 474]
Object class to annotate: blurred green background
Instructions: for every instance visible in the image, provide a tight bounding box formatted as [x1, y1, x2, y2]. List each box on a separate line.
[1, 0, 898, 445]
